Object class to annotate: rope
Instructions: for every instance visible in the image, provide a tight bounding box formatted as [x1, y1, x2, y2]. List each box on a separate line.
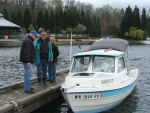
[10, 101, 22, 111]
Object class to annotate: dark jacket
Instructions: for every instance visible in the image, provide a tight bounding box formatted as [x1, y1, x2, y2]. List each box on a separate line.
[38, 38, 49, 59]
[52, 44, 59, 62]
[34, 38, 53, 65]
[20, 36, 35, 64]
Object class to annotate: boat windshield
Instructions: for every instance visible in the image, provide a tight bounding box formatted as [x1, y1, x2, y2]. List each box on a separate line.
[93, 56, 115, 73]
[71, 56, 90, 72]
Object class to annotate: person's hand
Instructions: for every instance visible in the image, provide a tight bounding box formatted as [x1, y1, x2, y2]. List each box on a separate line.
[80, 49, 90, 52]
[104, 48, 112, 52]
[50, 59, 53, 62]
[26, 63, 31, 67]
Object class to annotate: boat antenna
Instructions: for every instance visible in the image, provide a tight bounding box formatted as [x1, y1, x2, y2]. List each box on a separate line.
[70, 32, 73, 67]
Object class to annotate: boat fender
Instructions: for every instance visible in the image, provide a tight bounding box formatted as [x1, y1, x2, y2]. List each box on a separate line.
[10, 100, 22, 111]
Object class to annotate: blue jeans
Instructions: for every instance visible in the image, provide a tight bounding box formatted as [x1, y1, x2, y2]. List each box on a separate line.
[23, 63, 32, 91]
[48, 62, 57, 82]
[37, 59, 48, 78]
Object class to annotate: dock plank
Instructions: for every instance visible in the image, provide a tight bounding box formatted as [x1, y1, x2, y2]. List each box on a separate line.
[0, 68, 69, 113]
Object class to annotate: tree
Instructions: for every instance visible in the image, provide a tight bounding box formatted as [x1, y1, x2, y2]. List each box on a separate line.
[44, 10, 50, 31]
[125, 27, 145, 40]
[132, 6, 140, 29]
[2, 7, 9, 20]
[24, 8, 32, 32]
[141, 8, 147, 31]
[16, 10, 23, 27]
[66, 27, 74, 34]
[28, 24, 35, 31]
[74, 23, 87, 35]
[120, 6, 133, 38]
[29, 0, 36, 24]
[10, 11, 17, 24]
[37, 9, 44, 30]
[49, 10, 55, 33]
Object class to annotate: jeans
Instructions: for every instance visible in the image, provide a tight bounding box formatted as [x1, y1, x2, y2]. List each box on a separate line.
[48, 62, 57, 82]
[37, 59, 48, 78]
[23, 63, 32, 91]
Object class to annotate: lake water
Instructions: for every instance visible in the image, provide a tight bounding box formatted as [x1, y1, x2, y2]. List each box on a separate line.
[0, 45, 150, 113]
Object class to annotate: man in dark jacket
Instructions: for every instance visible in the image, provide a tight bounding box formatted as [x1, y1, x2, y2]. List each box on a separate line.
[20, 30, 38, 94]
[34, 31, 53, 86]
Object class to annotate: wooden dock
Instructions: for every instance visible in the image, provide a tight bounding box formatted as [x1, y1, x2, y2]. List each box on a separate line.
[0, 68, 69, 113]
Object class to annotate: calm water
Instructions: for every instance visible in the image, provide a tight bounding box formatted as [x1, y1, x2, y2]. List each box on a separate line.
[0, 45, 150, 113]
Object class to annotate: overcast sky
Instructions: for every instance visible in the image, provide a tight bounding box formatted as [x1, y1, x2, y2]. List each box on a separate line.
[77, 0, 150, 13]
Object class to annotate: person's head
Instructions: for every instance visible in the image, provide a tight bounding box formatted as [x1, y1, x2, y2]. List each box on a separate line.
[40, 31, 47, 40]
[29, 30, 38, 40]
[50, 37, 56, 44]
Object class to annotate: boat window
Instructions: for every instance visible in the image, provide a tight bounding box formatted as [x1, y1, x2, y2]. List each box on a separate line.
[93, 56, 115, 73]
[118, 57, 125, 72]
[71, 56, 90, 72]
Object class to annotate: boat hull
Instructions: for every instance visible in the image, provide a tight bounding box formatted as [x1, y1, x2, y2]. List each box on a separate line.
[140, 41, 150, 44]
[62, 80, 137, 113]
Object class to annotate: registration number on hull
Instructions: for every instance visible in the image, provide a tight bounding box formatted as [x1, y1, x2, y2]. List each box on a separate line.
[74, 94, 103, 99]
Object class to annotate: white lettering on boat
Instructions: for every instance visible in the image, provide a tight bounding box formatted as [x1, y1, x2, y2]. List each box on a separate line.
[74, 94, 103, 99]
[101, 79, 113, 84]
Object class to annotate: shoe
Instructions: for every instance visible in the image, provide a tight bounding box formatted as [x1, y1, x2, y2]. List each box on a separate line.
[50, 81, 56, 83]
[38, 78, 42, 86]
[46, 79, 50, 81]
[30, 88, 34, 90]
[25, 90, 34, 94]
[43, 77, 47, 85]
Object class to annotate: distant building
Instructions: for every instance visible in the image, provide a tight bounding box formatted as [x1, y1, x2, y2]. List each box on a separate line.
[0, 13, 21, 39]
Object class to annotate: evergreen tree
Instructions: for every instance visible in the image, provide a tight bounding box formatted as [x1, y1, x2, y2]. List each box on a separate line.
[80, 9, 86, 27]
[132, 6, 140, 29]
[37, 9, 44, 30]
[16, 10, 23, 27]
[147, 18, 150, 37]
[10, 11, 17, 24]
[24, 8, 32, 32]
[2, 7, 9, 20]
[44, 10, 50, 31]
[120, 6, 132, 39]
[49, 10, 55, 33]
[141, 8, 147, 31]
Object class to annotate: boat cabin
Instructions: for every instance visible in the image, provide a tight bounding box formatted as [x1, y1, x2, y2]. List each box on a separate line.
[71, 38, 128, 75]
[71, 49, 126, 74]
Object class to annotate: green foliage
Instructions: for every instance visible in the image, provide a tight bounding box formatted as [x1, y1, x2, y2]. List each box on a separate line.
[44, 10, 50, 31]
[16, 10, 23, 27]
[141, 8, 147, 31]
[37, 9, 44, 30]
[74, 23, 87, 34]
[61, 30, 66, 34]
[125, 27, 145, 40]
[2, 7, 9, 20]
[38, 27, 45, 34]
[1, 0, 150, 39]
[66, 27, 73, 33]
[20, 27, 26, 33]
[24, 8, 31, 32]
[28, 24, 35, 31]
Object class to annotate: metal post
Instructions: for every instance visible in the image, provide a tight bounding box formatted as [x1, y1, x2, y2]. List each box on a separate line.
[70, 32, 72, 67]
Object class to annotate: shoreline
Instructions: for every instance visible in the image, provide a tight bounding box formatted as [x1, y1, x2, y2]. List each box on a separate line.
[0, 39, 141, 47]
